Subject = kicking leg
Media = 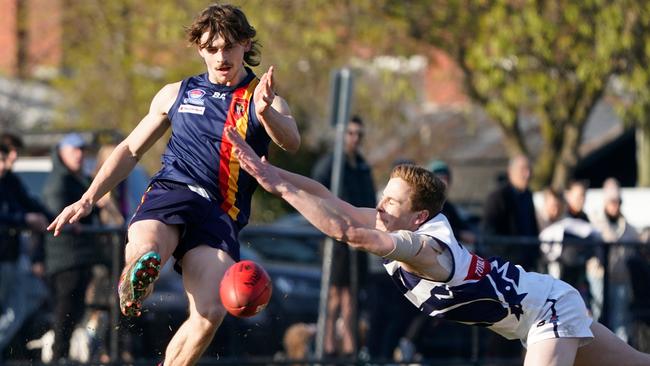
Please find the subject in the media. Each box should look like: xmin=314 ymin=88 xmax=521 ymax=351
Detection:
xmin=163 ymin=246 xmax=234 ymax=366
xmin=575 ymin=322 xmax=650 ymax=366
xmin=119 ymin=219 xmax=179 ymax=317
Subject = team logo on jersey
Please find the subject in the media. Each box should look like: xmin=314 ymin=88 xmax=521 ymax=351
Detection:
xmin=464 ymin=254 xmax=491 ymax=281
xmin=184 ymin=89 xmax=206 ymax=106
xmin=233 ymin=97 xmax=248 ymax=118
xmin=212 ymin=91 xmax=227 ymax=101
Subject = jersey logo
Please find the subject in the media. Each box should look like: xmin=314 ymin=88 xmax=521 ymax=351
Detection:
xmin=178 ymin=104 xmax=205 ymax=115
xmin=212 ymin=91 xmax=227 ymax=101
xmin=233 ymin=97 xmax=248 ymax=118
xmin=464 ymin=254 xmax=490 ymax=281
xmin=184 ymin=88 xmax=206 ymax=105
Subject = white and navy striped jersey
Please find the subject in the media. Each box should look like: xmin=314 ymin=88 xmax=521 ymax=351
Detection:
xmin=384 ymin=214 xmax=555 ymax=340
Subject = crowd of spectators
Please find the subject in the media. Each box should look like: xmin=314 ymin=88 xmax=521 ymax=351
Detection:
xmin=2 ymin=130 xmax=649 ymax=364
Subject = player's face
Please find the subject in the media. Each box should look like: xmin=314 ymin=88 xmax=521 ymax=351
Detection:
xmin=376 ymin=177 xmax=422 ymax=232
xmin=198 ymin=32 xmax=250 ymax=86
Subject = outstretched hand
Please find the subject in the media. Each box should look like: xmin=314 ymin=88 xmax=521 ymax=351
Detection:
xmin=253 ymin=66 xmax=275 ymax=117
xmin=225 ymin=126 xmax=285 ymax=196
xmin=47 ymin=199 xmax=93 ymax=237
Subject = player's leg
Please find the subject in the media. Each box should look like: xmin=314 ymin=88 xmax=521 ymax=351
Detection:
xmin=118 ymin=219 xmax=179 ymax=316
xmin=574 ymin=322 xmax=650 ymax=366
xmin=524 ymin=337 xmax=579 ymax=366
xmin=325 ymin=285 xmax=342 ymax=355
xmin=163 ymin=245 xmax=234 ymax=365
xmin=339 ymin=287 xmax=355 ymax=355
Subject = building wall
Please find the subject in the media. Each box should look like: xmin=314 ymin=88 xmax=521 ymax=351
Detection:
xmin=0 ymin=0 xmax=61 ymax=77
xmin=0 ymin=0 xmax=18 ymax=75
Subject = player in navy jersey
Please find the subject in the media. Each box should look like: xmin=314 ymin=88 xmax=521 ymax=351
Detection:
xmin=225 ymin=127 xmax=649 ymax=366
xmin=47 ymin=4 xmax=299 ymax=365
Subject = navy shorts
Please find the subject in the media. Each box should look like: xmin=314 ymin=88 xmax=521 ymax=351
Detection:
xmin=129 ymin=180 xmax=240 ymax=272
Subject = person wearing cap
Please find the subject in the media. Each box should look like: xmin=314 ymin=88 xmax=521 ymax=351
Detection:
xmin=427 ymin=160 xmax=476 ymax=246
xmin=41 ymin=133 xmax=104 ymax=362
xmin=591 ymin=177 xmax=640 ymax=343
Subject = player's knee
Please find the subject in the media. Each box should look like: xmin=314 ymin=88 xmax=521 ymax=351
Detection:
xmin=192 ymin=302 xmax=227 ymax=328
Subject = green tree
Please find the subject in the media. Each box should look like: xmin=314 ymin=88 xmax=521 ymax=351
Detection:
xmin=615 ymin=3 xmax=650 ymax=187
xmin=383 ymin=0 xmax=640 ymax=189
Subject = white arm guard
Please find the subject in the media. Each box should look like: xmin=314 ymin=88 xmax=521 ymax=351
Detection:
xmin=384 ymin=230 xmax=453 ymax=273
xmin=384 ymin=230 xmax=429 ymax=261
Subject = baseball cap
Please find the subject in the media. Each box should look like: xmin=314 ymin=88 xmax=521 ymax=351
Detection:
xmin=427 ymin=160 xmax=450 ymax=176
xmin=58 ymin=133 xmax=87 ymax=149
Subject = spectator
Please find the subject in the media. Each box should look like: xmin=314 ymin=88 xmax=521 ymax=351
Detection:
xmin=565 ymin=180 xmax=590 ymax=222
xmin=312 ymin=115 xmax=376 ymax=358
xmin=427 ymin=160 xmax=476 ymax=246
xmin=482 ymin=155 xmax=539 ymax=270
xmin=537 ymin=188 xmax=565 ymax=231
xmin=591 ymin=177 xmax=640 ymax=342
xmin=0 ymin=143 xmax=50 ymax=362
xmin=41 ymin=133 xmax=105 ymax=363
xmin=538 ymin=187 xmax=600 ymax=311
xmin=482 ymin=155 xmax=539 ymax=359
xmin=0 ymin=132 xmax=51 ymax=274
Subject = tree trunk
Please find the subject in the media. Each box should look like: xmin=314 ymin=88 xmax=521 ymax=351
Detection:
xmin=637 ymin=124 xmax=650 ymax=187
xmin=552 ymin=122 xmax=582 ymax=190
xmin=16 ymin=0 xmax=28 ymax=78
xmin=497 ymin=120 xmax=528 ymax=158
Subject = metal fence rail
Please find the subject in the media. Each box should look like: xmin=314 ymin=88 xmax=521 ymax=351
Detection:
xmin=2 ymin=225 xmax=649 ymax=365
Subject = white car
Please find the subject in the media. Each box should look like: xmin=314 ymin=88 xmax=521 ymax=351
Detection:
xmin=13 ymin=155 xmax=150 ymax=219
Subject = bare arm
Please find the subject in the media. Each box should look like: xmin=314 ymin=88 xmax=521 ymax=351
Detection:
xmin=225 ymin=126 xmax=374 ymax=227
xmin=226 ymin=126 xmax=452 ymax=280
xmin=47 ymin=82 xmax=179 ymax=236
xmin=254 ymin=66 xmax=300 ymax=152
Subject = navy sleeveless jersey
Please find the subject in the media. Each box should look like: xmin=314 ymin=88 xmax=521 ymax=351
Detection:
xmin=151 ymin=67 xmax=270 ymax=228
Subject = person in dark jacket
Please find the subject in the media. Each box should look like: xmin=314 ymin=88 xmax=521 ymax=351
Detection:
xmin=482 ymin=155 xmax=539 ymax=270
xmin=312 ymin=115 xmax=376 ymax=358
xmin=481 ymin=155 xmax=540 ymax=359
xmin=41 ymin=133 xmax=103 ymax=362
xmin=0 ymin=143 xmax=50 ymax=361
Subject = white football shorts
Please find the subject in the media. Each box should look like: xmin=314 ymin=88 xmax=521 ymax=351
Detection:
xmin=523 ymin=279 xmax=594 ymax=348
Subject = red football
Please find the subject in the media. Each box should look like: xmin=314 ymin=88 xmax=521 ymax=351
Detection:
xmin=219 ymin=260 xmax=272 ymax=317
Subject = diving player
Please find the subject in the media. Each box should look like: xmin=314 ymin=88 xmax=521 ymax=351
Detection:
xmin=225 ymin=126 xmax=649 ymax=366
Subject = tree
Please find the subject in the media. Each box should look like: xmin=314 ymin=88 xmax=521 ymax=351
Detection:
xmin=614 ymin=2 xmax=650 ymax=187
xmin=382 ymin=0 xmax=640 ymax=189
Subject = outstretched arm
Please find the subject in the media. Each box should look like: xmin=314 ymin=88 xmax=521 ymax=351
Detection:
xmin=225 ymin=127 xmax=389 ymax=255
xmin=227 ymin=126 xmax=455 ymax=281
xmin=47 ymin=82 xmax=179 ymax=236
xmin=254 ymin=66 xmax=300 ymax=153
